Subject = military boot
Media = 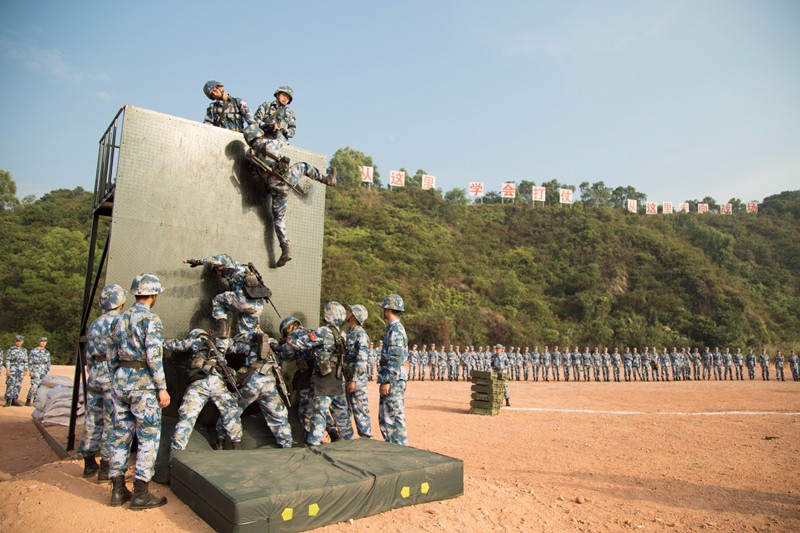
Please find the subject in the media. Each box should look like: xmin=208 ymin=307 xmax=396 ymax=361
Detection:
xmin=313 ymin=166 xmax=337 ymax=187
xmin=505 ymin=398 xmax=510 ymax=407
xmin=97 ymin=459 xmax=110 ymax=482
xmin=82 ymin=453 xmax=100 ymax=477
xmin=4 ymin=398 xmax=10 ymax=407
xmin=276 ymin=242 xmax=292 ymax=268
xmin=130 ymin=479 xmax=167 ymax=510
xmin=231 ymin=441 xmax=243 ymax=450
xmin=25 ymin=398 xmax=32 ymax=406
xmin=109 ymin=475 xmax=132 ymax=507
xmin=211 ymin=318 xmax=228 ymax=339
xmin=11 ymin=399 xmax=23 ymax=407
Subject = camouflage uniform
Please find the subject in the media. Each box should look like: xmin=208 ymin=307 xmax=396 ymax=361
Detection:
xmin=378 ymin=295 xmax=409 ymax=446
xmin=733 ymin=349 xmax=744 ymax=380
xmin=581 ymin=348 xmax=592 ymax=381
xmin=601 ymin=349 xmax=611 ymax=382
xmin=418 ymin=345 xmax=428 ymax=381
xmin=541 ymin=347 xmax=551 ymax=382
xmin=108 ymin=300 xmax=166 ymax=482
xmin=551 ymin=348 xmax=561 ymax=381
xmin=345 ymin=313 xmax=372 ymax=438
xmin=491 ymin=345 xmax=510 ymax=403
xmin=592 ymin=349 xmax=602 ymax=381
xmin=521 ymin=347 xmax=531 ymax=381
xmin=166 ymin=333 xmax=242 ymax=450
xmin=408 ymin=345 xmax=418 ymax=381
xmin=712 ymin=348 xmax=723 ymax=381
xmin=692 ymin=348 xmax=702 ymax=380
xmin=203 ymin=85 xmax=254 ymax=132
xmin=26 ymin=341 xmax=51 ymax=402
xmin=746 ymin=350 xmax=756 ymax=380
xmin=723 ymin=349 xmax=734 ymax=380
xmin=611 ymin=348 xmax=622 ymax=382
xmin=775 ymin=352 xmax=785 ymax=382
xmin=4 ymin=339 xmax=27 ymax=405
xmin=702 ymin=348 xmax=712 ymax=380
xmin=759 ymin=351 xmax=770 ymax=381
xmin=631 ymin=349 xmax=642 ymax=381
xmin=531 ymin=347 xmax=541 ymax=382
xmin=788 ymin=351 xmax=799 ymax=382
xmin=447 ymin=346 xmax=458 ymax=381
xmin=437 ymin=347 xmax=447 ymax=381
xmin=571 ymin=347 xmax=581 ymax=382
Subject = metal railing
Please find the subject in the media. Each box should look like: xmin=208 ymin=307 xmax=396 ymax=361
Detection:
xmin=93 ymin=106 xmax=125 ymax=211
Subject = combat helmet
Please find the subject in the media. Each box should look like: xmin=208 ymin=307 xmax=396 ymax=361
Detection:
xmin=348 ymin=304 xmax=368 ymax=325
xmin=380 ymin=294 xmax=404 ymax=312
xmin=206 ymin=254 xmax=234 ymax=269
xmin=203 ymin=80 xmax=222 ymax=99
xmin=323 ymin=301 xmax=347 ymax=328
xmin=99 ymin=283 xmax=127 ymax=310
xmin=274 ymin=86 xmax=293 ymax=104
xmin=130 ymin=274 xmax=164 ymax=296
xmin=188 ymin=329 xmax=208 ymax=340
xmin=280 ymin=316 xmax=301 ymax=338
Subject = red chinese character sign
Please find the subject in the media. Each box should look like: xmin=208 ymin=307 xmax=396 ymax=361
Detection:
xmin=532 ymin=186 xmax=546 ymax=202
xmin=389 ymin=170 xmax=405 ymax=188
xmin=500 ymin=182 xmax=516 ymax=199
xmin=559 ymin=188 xmax=573 ymax=205
xmin=680 ymin=202 xmax=690 ymax=213
xmin=646 ymin=202 xmax=658 ymax=214
xmin=421 ymin=174 xmax=436 ymax=190
xmin=627 ymin=199 xmax=637 ymax=213
xmin=469 ymin=182 xmax=484 ymax=197
xmin=746 ymin=202 xmax=758 ymax=214
xmin=360 ymin=166 xmax=374 ymax=183
xmin=720 ymin=203 xmax=732 ymax=215
xmin=663 ymin=202 xmax=673 ymax=214
xmin=698 ymin=203 xmax=709 ymax=214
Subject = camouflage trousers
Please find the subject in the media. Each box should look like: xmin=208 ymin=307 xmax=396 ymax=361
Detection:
xmin=379 ymin=380 xmax=408 ymax=446
xmin=563 ymin=364 xmax=570 ymax=381
xmin=408 ymin=363 xmax=416 ymax=380
xmin=438 ymin=363 xmax=446 ymax=380
xmin=108 ymin=389 xmax=161 ymax=481
xmin=775 ymin=365 xmax=784 ymax=381
xmin=522 ymin=364 xmax=530 ymax=381
xmin=308 ymin=394 xmax=353 ymax=446
xmin=761 ymin=365 xmax=770 ymax=380
xmin=623 ymin=364 xmax=632 ymax=381
xmin=346 ymin=379 xmax=372 ymax=438
xmin=77 ymin=384 xmax=113 ymax=459
xmin=723 ymin=365 xmax=733 ymax=381
xmin=572 ymin=363 xmax=581 ymax=381
xmin=223 ymin=370 xmax=292 ymax=448
xmin=461 ymin=365 xmax=470 ymax=381
xmin=429 ymin=364 xmax=437 ymax=380
xmin=175 ymin=374 xmax=241 ymax=451
xmin=583 ymin=364 xmax=591 ymax=381
xmin=297 ymin=388 xmax=314 ymax=432
xmin=4 ymin=369 xmax=24 ymax=399
xmin=447 ymin=362 xmax=458 ymax=381
xmin=27 ymin=372 xmax=46 ymax=400
xmin=747 ymin=364 xmax=756 ymax=380
xmin=532 ymin=362 xmax=540 ymax=381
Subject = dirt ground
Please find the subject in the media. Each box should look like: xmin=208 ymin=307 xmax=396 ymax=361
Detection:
xmin=1 ymin=366 xmax=798 ymax=532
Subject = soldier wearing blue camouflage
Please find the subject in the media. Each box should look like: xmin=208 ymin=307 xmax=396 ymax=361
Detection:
xmin=167 ymin=330 xmax=243 ymax=450
xmin=658 ymin=348 xmax=671 ymax=382
xmin=521 ymin=347 xmax=531 ymax=381
xmin=591 ymin=347 xmax=602 ymax=381
xmin=571 ymin=347 xmax=581 ymax=382
xmin=611 ymin=348 xmax=622 ymax=382
xmin=671 ymin=348 xmax=682 ymax=382
xmin=367 ymin=342 xmax=377 ymax=381
xmin=345 ymin=305 xmax=372 ymax=438
xmin=787 ymin=351 xmax=799 ymax=382
xmin=540 ymin=346 xmax=550 ymax=382
xmin=733 ymin=348 xmax=744 ymax=380
xmin=77 ymin=284 xmax=126 ymax=480
xmin=245 ymin=87 xmax=336 ymax=268
xmin=600 ymin=347 xmax=611 ymax=382
xmin=759 ymin=350 xmax=770 ymax=380
xmin=107 ymin=274 xmax=170 ymax=510
xmin=640 ymin=347 xmax=651 ymax=382
xmin=551 ymin=346 xmax=562 ymax=381
xmin=722 ymin=348 xmax=734 ymax=380
xmin=26 ymin=337 xmax=51 ymax=405
xmin=408 ymin=344 xmax=418 ymax=381
xmin=692 ymin=348 xmax=701 ymax=380
xmin=280 ymin=303 xmax=354 ymax=446
xmin=378 ymin=294 xmax=409 ymax=445
xmin=746 ymin=348 xmax=756 ymax=380
xmin=418 ymin=344 xmax=428 ymax=381
xmin=621 ymin=348 xmax=632 ymax=382
xmin=4 ymin=336 xmax=27 ymax=407
xmin=581 ymin=347 xmax=592 ymax=381
xmin=491 ymin=344 xmax=510 ymax=405
xmin=631 ymin=348 xmax=642 ymax=381
xmin=774 ymin=351 xmax=785 ymax=381
xmin=428 ymin=344 xmax=438 ymax=381
xmin=437 ymin=345 xmax=447 ymax=381
xmin=701 ymin=347 xmax=712 ymax=380
xmin=203 ymin=80 xmax=254 ymax=132
xmin=531 ymin=346 xmax=541 ymax=382
xmin=446 ymin=345 xmax=458 ymax=381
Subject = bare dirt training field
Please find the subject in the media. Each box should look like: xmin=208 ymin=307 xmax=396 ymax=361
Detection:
xmin=1 ymin=366 xmax=799 ymax=532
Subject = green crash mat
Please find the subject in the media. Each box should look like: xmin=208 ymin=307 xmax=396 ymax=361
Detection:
xmin=171 ymin=438 xmax=464 ymax=532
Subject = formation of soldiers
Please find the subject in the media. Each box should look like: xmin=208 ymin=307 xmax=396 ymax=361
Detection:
xmin=403 ymin=345 xmax=800 ymax=383
xmin=2 ymin=335 xmax=52 ymax=407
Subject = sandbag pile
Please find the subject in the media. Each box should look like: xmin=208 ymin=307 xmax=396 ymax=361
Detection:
xmin=31 ymin=375 xmax=83 ymax=426
xmin=469 ymin=370 xmax=507 ymax=416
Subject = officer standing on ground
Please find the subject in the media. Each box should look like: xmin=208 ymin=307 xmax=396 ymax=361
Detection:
xmin=378 ymin=294 xmax=409 ymax=446
xmin=4 ymin=336 xmax=27 ymax=407
xmin=107 ymin=274 xmax=170 ymax=510
xmin=26 ymin=337 xmax=51 ymax=406
xmin=345 ymin=304 xmax=372 ymax=439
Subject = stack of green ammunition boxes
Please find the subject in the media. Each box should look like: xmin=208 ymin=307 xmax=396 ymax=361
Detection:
xmin=469 ymin=370 xmax=507 ymax=415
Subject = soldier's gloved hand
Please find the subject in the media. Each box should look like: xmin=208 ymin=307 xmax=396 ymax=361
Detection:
xmin=184 ymin=259 xmax=203 ymax=268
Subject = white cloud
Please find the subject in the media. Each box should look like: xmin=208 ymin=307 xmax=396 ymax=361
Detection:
xmin=96 ymin=91 xmax=112 ymax=100
xmin=0 ymin=34 xmax=111 ymax=84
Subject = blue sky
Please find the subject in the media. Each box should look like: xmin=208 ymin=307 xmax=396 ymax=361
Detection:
xmin=1 ymin=0 xmax=798 ymax=204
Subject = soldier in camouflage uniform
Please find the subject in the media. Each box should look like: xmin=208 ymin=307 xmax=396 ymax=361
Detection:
xmin=541 ymin=346 xmax=551 ymax=382
xmin=701 ymin=347 xmax=712 ymax=380
xmin=631 ymin=348 xmax=642 ymax=381
xmin=491 ymin=344 xmax=510 ymax=406
xmin=723 ymin=348 xmax=734 ymax=380
xmin=367 ymin=342 xmax=377 ymax=381
xmin=167 ymin=329 xmax=243 ymax=450
xmin=203 ymin=80 xmax=254 ymax=132
xmin=746 ymin=348 xmax=756 ymax=380
xmin=582 ymin=346 xmax=592 ymax=381
xmin=345 ymin=305 xmax=372 ymax=438
xmin=571 ymin=346 xmax=581 ymax=382
xmin=447 ymin=345 xmax=458 ymax=381
xmin=77 ymin=285 xmax=126 ymax=480
xmin=531 ymin=346 xmax=541 ymax=382
xmin=378 ymin=294 xmax=409 ymax=445
xmin=279 ymin=303 xmax=353 ymax=446
xmin=692 ymin=347 xmax=701 ymax=380
xmin=622 ymin=348 xmax=633 ymax=382
xmin=787 ymin=350 xmax=799 ymax=382
xmin=418 ymin=344 xmax=428 ymax=381
xmin=641 ymin=347 xmax=651 ymax=382
xmin=759 ymin=350 xmax=770 ymax=381
xmin=600 ymin=347 xmax=611 ymax=382
xmin=408 ymin=344 xmax=418 ymax=381
xmin=460 ymin=346 xmax=471 ymax=381
xmin=591 ymin=347 xmax=602 ymax=382
xmin=428 ymin=343 xmax=438 ymax=381
xmin=26 ymin=337 xmax=52 ymax=405
xmin=551 ymin=346 xmax=561 ymax=381
xmin=733 ymin=348 xmax=744 ymax=380
xmin=611 ymin=348 xmax=622 ymax=382
xmin=659 ymin=348 xmax=671 ymax=382
xmin=712 ymin=347 xmax=723 ymax=380
xmin=107 ymin=274 xmax=170 ymax=510
xmin=671 ymin=348 xmax=683 ymax=382
xmin=244 ymin=87 xmax=337 ymax=267
xmin=775 ymin=351 xmax=785 ymax=382
xmin=437 ymin=344 xmax=447 ymax=381
xmin=4 ymin=336 xmax=27 ymax=407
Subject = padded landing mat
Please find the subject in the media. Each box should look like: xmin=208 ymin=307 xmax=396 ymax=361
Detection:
xmin=171 ymin=439 xmax=463 ymax=532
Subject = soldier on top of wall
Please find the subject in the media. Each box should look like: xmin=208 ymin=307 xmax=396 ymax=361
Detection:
xmin=203 ymin=80 xmax=254 ymax=132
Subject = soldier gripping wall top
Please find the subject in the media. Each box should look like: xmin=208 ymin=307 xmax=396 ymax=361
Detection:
xmin=203 ymin=80 xmax=254 ymax=132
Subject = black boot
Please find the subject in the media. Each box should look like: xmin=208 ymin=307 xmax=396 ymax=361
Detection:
xmin=276 ymin=242 xmax=292 ymax=268
xmin=110 ymin=475 xmax=132 ymax=507
xmin=82 ymin=453 xmax=99 ymax=477
xmin=327 ymin=427 xmax=340 ymax=442
xmin=11 ymin=398 xmax=23 ymax=407
xmin=505 ymin=398 xmax=510 ymax=407
xmin=25 ymin=398 xmax=32 ymax=406
xmin=231 ymin=441 xmax=243 ymax=450
xmin=4 ymin=398 xmax=10 ymax=407
xmin=315 ymin=166 xmax=337 ymax=187
xmin=212 ymin=318 xmax=228 ymax=339
xmin=130 ymin=479 xmax=167 ymax=510
xmin=97 ymin=459 xmax=110 ymax=482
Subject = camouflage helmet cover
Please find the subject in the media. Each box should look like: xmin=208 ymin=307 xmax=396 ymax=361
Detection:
xmin=323 ymin=301 xmax=347 ymax=328
xmin=280 ymin=316 xmax=301 ymax=337
xmin=130 ymin=274 xmax=164 ymax=296
xmin=15 ymin=335 xmax=24 ymax=342
xmin=203 ymin=80 xmax=222 ymax=99
xmin=206 ymin=254 xmax=234 ymax=269
xmin=274 ymin=86 xmax=293 ymax=104
xmin=188 ymin=329 xmax=208 ymax=340
xmin=348 ymin=304 xmax=368 ymax=325
xmin=99 ymin=283 xmax=127 ymax=310
xmin=380 ymin=293 xmax=404 ymax=312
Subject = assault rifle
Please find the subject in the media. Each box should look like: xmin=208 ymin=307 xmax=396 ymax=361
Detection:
xmin=246 ymin=263 xmax=281 ymax=318
xmin=203 ymin=337 xmax=242 ymax=399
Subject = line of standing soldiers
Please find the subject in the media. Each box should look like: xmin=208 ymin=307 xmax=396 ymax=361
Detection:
xmin=2 ymin=335 xmax=51 ymax=407
xmin=406 ymin=345 xmax=800 ymax=383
